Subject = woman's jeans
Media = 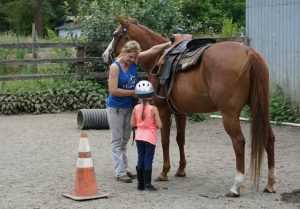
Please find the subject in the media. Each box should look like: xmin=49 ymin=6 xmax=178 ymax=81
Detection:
xmin=107 ymin=107 xmax=133 ymax=177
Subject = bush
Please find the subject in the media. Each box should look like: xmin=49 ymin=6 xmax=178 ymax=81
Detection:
xmin=240 ymin=85 xmax=300 ymax=123
xmin=221 ymin=17 xmax=238 ymax=37
xmin=188 ymin=113 xmax=209 ymax=122
xmin=0 ymin=78 xmax=108 ymax=115
xmin=269 ymin=86 xmax=300 ymax=123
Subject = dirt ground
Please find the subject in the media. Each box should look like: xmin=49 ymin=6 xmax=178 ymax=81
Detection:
xmin=0 ymin=112 xmax=299 ymax=209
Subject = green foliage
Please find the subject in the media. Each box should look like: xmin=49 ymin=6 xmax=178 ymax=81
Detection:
xmin=1 ymin=79 xmax=67 ymax=93
xmin=240 ymin=105 xmax=251 ymax=118
xmin=240 ymin=86 xmax=300 ymax=123
xmin=78 ymin=0 xmax=184 ymax=41
xmin=77 ymin=0 xmax=185 ymax=72
xmin=187 ymin=113 xmax=209 ymax=122
xmin=0 ymin=32 xmax=75 ymax=76
xmin=0 ymin=78 xmax=108 ymax=115
xmin=221 ymin=18 xmax=238 ymax=37
xmin=269 ymin=86 xmax=300 ymax=123
xmin=0 ymin=0 xmax=79 ymax=36
xmin=178 ymin=0 xmax=245 ymax=34
xmin=0 ymin=0 xmax=245 ymax=37
xmin=0 ymin=32 xmax=32 ymax=43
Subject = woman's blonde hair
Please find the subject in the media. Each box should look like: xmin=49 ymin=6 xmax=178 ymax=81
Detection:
xmin=121 ymin=40 xmax=141 ymax=54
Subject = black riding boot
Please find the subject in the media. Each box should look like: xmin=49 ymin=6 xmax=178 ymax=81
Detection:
xmin=136 ymin=167 xmax=144 ymax=191
xmin=144 ymin=169 xmax=157 ymax=191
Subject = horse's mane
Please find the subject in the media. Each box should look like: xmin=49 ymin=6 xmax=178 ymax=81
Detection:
xmin=127 ymin=17 xmax=167 ymax=41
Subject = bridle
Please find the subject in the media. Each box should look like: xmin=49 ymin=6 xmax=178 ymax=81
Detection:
xmin=109 ymin=21 xmax=133 ymax=62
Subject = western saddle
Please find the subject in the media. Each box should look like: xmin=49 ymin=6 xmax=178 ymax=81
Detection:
xmin=151 ymin=34 xmax=216 ymax=103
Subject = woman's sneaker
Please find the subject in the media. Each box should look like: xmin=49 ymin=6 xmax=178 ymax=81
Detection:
xmin=116 ymin=175 xmax=132 ymax=183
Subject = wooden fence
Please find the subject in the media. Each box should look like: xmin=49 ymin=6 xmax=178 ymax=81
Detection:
xmin=0 ymin=41 xmax=108 ymax=81
xmin=0 ymin=36 xmax=249 ymax=82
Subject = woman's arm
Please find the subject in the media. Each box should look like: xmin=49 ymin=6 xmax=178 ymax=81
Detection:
xmin=138 ymin=41 xmax=171 ymax=63
xmin=108 ymin=63 xmax=135 ymax=97
xmin=152 ymin=106 xmax=163 ymax=129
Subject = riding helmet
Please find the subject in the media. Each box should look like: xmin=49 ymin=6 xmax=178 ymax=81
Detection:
xmin=135 ymin=80 xmax=154 ymax=99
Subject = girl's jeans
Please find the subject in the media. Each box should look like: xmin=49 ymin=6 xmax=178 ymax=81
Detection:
xmin=136 ymin=140 xmax=155 ymax=171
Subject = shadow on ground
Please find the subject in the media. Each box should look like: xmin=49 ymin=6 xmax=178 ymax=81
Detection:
xmin=281 ymin=189 xmax=300 ymax=204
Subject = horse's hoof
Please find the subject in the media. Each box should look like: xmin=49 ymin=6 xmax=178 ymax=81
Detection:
xmin=175 ymin=172 xmax=186 ymax=177
xmin=155 ymin=176 xmax=168 ymax=182
xmin=263 ymin=188 xmax=276 ymax=193
xmin=225 ymin=191 xmax=240 ymax=198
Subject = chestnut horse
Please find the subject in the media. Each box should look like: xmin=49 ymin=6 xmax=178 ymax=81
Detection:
xmin=102 ymin=16 xmax=276 ymax=197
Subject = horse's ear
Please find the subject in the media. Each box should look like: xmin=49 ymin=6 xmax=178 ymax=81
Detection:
xmin=117 ymin=16 xmax=125 ymax=25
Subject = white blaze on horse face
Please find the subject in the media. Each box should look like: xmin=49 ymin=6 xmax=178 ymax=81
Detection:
xmin=102 ymin=38 xmax=114 ymax=63
xmin=230 ymin=171 xmax=244 ymax=195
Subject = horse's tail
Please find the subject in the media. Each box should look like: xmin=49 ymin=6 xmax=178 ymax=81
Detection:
xmin=247 ymin=50 xmax=271 ymax=189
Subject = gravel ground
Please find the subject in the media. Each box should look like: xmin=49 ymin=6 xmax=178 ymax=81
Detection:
xmin=0 ymin=112 xmax=299 ymax=209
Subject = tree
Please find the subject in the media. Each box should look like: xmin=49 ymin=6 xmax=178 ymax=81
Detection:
xmin=33 ymin=0 xmax=44 ymax=37
xmin=0 ymin=0 xmax=35 ymax=34
xmin=0 ymin=0 xmax=79 ymax=37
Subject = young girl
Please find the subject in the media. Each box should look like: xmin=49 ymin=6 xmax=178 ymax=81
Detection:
xmin=130 ymin=80 xmax=163 ymax=191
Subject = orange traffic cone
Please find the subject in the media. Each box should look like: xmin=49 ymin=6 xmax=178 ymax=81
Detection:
xmin=63 ymin=131 xmax=108 ymax=200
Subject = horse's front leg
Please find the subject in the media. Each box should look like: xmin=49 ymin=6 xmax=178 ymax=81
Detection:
xmin=264 ymin=127 xmax=276 ymax=193
xmin=174 ymin=114 xmax=187 ymax=177
xmin=156 ymin=108 xmax=172 ymax=181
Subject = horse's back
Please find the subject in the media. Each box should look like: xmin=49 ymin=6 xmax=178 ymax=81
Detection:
xmin=171 ymin=41 xmax=252 ymax=113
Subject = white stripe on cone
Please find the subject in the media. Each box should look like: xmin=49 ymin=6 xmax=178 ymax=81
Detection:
xmin=77 ymin=158 xmax=94 ymax=168
xmin=78 ymin=138 xmax=91 ymax=152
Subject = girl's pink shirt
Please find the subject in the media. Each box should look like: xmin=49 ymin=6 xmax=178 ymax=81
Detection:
xmin=134 ymin=103 xmax=158 ymax=145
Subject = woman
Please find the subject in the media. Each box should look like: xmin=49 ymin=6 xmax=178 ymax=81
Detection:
xmin=107 ymin=40 xmax=170 ymax=183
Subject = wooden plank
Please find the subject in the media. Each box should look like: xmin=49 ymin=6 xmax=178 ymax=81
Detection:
xmin=0 ymin=72 xmax=110 ymax=81
xmin=0 ymin=73 xmax=76 ymax=81
xmin=0 ymin=57 xmax=103 ymax=65
xmin=0 ymin=72 xmax=148 ymax=82
xmin=0 ymin=41 xmax=108 ymax=49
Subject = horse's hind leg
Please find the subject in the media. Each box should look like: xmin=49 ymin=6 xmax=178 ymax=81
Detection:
xmin=174 ymin=114 xmax=187 ymax=177
xmin=221 ymin=113 xmax=246 ymax=197
xmin=264 ymin=127 xmax=276 ymax=193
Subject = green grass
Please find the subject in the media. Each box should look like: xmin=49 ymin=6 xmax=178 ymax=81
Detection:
xmin=0 ymin=79 xmax=64 ymax=93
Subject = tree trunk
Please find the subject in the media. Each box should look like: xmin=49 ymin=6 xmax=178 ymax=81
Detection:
xmin=33 ymin=0 xmax=44 ymax=37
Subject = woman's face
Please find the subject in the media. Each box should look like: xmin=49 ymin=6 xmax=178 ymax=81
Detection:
xmin=123 ymin=51 xmax=138 ymax=64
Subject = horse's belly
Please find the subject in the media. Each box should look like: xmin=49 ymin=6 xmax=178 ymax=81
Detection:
xmin=170 ymin=73 xmax=217 ymax=113
xmin=171 ymin=92 xmax=217 ymax=113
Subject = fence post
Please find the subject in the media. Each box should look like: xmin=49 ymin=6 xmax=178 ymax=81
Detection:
xmin=32 ymin=23 xmax=37 ymax=73
xmin=76 ymin=46 xmax=85 ymax=75
xmin=243 ymin=36 xmax=249 ymax=46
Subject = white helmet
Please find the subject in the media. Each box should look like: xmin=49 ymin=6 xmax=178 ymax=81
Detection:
xmin=135 ymin=80 xmax=154 ymax=99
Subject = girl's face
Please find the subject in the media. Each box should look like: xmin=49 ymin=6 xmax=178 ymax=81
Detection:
xmin=124 ymin=51 xmax=138 ymax=64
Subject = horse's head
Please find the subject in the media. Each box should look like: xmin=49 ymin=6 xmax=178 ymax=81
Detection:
xmin=102 ymin=16 xmax=166 ymax=63
xmin=102 ymin=16 xmax=138 ymax=63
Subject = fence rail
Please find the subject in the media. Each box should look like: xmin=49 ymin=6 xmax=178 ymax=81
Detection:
xmin=0 ymin=41 xmax=107 ymax=81
xmin=0 ymin=41 xmax=107 ymax=49
xmin=0 ymin=37 xmax=249 ymax=82
xmin=0 ymin=57 xmax=102 ymax=65
xmin=0 ymin=72 xmax=148 ymax=82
